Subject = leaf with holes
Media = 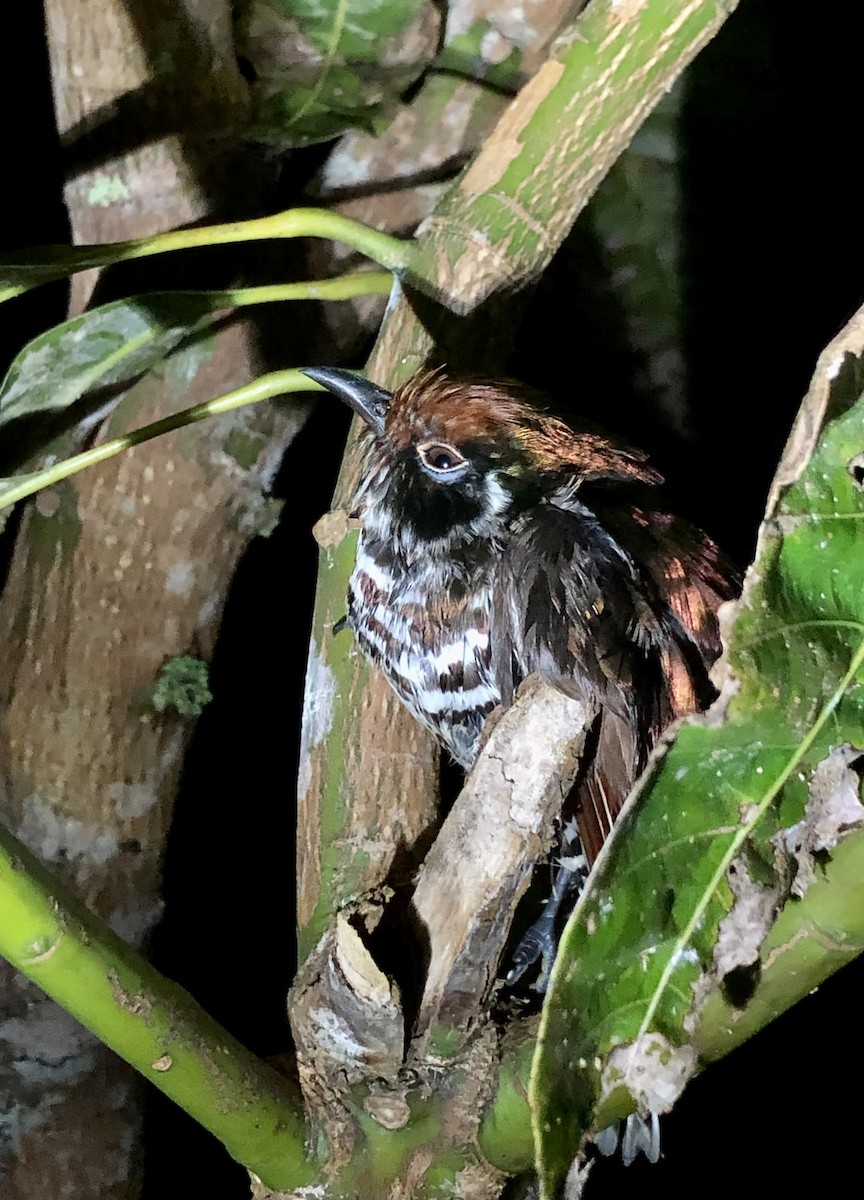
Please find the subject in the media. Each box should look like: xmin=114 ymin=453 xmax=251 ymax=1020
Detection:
xmin=531 ymin=309 xmax=864 ymax=1200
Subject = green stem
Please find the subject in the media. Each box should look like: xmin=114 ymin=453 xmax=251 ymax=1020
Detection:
xmin=0 ymin=818 xmax=317 ymax=1189
xmin=0 ymin=208 xmax=411 ymax=302
xmin=478 ymin=1027 xmax=536 ymax=1175
xmin=0 ymin=370 xmax=324 ymax=510
xmin=160 ymin=269 xmax=394 ymax=309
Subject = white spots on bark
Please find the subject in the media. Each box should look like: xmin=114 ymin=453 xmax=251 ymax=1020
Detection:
xmin=105 ymin=780 xmax=157 ymax=819
xmin=160 ymin=730 xmax=184 ymax=770
xmin=480 ymin=27 xmax=513 ymax=64
xmin=0 ymin=999 xmax=99 ymax=1085
xmin=307 ymin=1006 xmax=369 ymax=1061
xmin=170 ymin=508 xmax=190 ymax=537
xmin=17 ymin=796 xmax=119 ymax=875
xmin=164 ymin=561 xmax=195 ymax=596
xmin=297 ymin=639 xmax=337 ymax=802
xmin=86 ymin=174 xmax=130 ymax=208
xmin=197 ymin=592 xmax=220 ymax=627
xmin=108 ymin=901 xmax=165 ymax=946
xmin=826 ymin=353 xmax=846 ymax=380
xmin=319 ymin=148 xmax=376 ymax=190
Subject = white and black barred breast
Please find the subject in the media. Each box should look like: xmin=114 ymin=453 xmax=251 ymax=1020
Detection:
xmin=348 ymin=532 xmax=500 ymax=768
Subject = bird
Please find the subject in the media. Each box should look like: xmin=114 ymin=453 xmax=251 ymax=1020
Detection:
xmin=301 ymin=365 xmax=738 ymax=983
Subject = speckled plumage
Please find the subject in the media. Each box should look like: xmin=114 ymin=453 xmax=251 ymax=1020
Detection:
xmin=306 ymin=366 xmax=738 ymax=873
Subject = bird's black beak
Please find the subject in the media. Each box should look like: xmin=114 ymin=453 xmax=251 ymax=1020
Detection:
xmin=300 ymin=367 xmax=391 ymax=437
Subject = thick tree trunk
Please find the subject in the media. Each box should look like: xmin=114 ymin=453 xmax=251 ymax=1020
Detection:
xmin=48 ymin=0 xmax=248 ymax=313
xmin=0 ymin=4 xmax=304 ymax=1196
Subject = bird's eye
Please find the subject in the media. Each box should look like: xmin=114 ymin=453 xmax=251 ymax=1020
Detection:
xmin=418 ymin=442 xmax=466 ymax=473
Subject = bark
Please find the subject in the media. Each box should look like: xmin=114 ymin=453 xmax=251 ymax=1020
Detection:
xmin=289 ymin=681 xmax=587 ymax=1199
xmin=409 ymin=678 xmax=592 ymax=1057
xmin=49 ymin=0 xmax=248 ymax=314
xmin=0 ymin=4 xmax=301 ymax=1196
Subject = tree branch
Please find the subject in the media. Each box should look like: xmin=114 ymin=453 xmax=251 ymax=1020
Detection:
xmin=0 ymin=817 xmax=315 ymax=1191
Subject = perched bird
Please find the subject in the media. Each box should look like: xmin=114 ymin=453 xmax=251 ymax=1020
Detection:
xmin=302 ymin=366 xmax=737 ymax=972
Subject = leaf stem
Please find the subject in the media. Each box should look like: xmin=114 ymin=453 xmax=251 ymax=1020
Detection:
xmin=0 ymin=209 xmax=411 ymax=302
xmin=0 ymin=370 xmax=325 ymax=510
xmin=168 ymin=269 xmax=394 ymax=308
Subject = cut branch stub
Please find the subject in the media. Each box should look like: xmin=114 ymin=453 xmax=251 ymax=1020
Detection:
xmin=288 ymin=912 xmax=406 ymax=1166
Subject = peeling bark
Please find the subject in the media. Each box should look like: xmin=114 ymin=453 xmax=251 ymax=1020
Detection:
xmin=289 ymin=678 xmax=590 ymax=1198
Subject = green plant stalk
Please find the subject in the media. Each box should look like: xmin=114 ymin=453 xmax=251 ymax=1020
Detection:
xmin=296 ymin=526 xmax=369 ymax=966
xmin=478 ymin=1023 xmax=538 ymax=1174
xmin=407 ymin=0 xmax=741 ymax=312
xmin=0 ymin=818 xmax=316 ymax=1189
xmin=161 ymin=270 xmax=393 ymax=309
xmin=635 ymin=642 xmax=864 ymax=1044
xmin=0 ymin=208 xmax=409 ymax=302
xmin=0 ymin=370 xmax=325 ymax=510
xmin=696 ymin=820 xmax=864 ymax=1062
xmin=0 ymin=270 xmax=391 ymax=432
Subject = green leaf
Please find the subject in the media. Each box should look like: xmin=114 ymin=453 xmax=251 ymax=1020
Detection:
xmin=250 ymin=66 xmax=400 ymax=146
xmin=238 ymin=0 xmax=434 ymax=146
xmin=531 ymin=311 xmax=864 ymax=1199
xmin=0 ymin=294 xmax=213 ymax=430
xmin=287 ymin=0 xmax=425 ymax=54
xmin=0 ymin=272 xmax=393 ymax=439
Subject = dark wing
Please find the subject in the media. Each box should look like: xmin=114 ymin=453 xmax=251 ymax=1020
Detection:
xmin=491 ymin=490 xmax=738 ymax=863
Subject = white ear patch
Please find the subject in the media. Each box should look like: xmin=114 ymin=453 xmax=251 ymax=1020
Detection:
xmin=485 ymin=472 xmax=510 ymax=516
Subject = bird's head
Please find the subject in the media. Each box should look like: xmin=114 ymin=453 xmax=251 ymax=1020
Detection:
xmin=301 ymin=367 xmax=661 ymax=552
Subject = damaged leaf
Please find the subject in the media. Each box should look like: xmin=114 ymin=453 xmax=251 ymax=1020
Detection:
xmin=531 ymin=309 xmax=864 ymax=1200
